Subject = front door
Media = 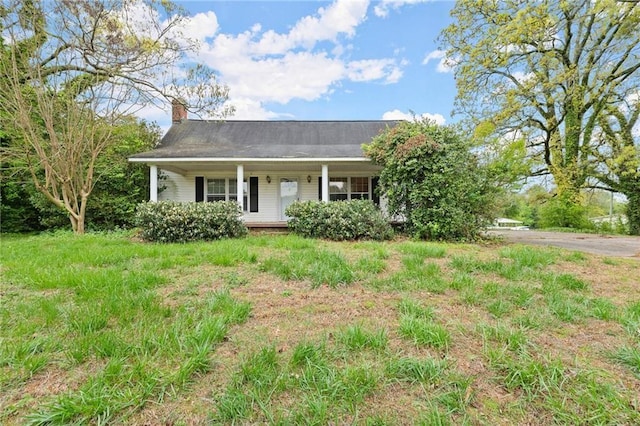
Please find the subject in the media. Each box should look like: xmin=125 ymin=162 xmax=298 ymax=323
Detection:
xmin=280 ymin=178 xmax=298 ymax=220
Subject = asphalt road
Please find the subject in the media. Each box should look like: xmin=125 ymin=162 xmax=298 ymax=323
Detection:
xmin=488 ymin=230 xmax=640 ymax=258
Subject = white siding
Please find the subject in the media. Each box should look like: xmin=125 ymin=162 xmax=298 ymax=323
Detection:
xmin=158 ymin=168 xmax=384 ymax=223
xmin=158 ymin=170 xmax=193 ymax=202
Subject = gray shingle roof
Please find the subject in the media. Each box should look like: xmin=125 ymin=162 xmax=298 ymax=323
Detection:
xmin=130 ymin=120 xmax=398 ymax=159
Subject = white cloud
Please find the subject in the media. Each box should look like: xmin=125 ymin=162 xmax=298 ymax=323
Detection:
xmin=382 ymin=109 xmax=446 ymax=125
xmin=346 ymin=59 xmax=403 ymax=84
xmin=182 ymin=0 xmax=407 ymax=119
xmin=225 ymin=98 xmax=289 ymax=120
xmin=422 ymin=49 xmax=456 ymax=73
xmin=181 ymin=11 xmax=219 ymax=41
xmin=374 ymin=0 xmax=431 ymax=18
xmin=221 ymin=52 xmax=345 ymax=103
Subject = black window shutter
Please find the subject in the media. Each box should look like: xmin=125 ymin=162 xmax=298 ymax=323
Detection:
xmin=318 ymin=177 xmax=322 ymax=200
xmin=250 ymin=177 xmax=259 ymax=212
xmin=195 ymin=176 xmax=204 ymax=202
xmin=372 ymin=177 xmax=380 ymax=206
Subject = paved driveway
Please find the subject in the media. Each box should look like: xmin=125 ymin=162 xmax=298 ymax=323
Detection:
xmin=488 ymin=230 xmax=640 ymax=258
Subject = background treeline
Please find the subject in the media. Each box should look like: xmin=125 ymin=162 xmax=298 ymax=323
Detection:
xmin=495 ymin=186 xmax=628 ymax=234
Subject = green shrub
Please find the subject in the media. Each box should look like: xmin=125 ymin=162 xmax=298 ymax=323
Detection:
xmin=285 ymin=199 xmax=393 ymax=241
xmin=135 ymin=201 xmax=247 ymax=243
xmin=363 ymin=119 xmax=496 ymax=241
xmin=538 ymin=194 xmax=591 ymax=230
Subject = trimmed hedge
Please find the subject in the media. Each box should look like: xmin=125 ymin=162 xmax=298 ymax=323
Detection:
xmin=286 ymin=199 xmax=393 ymax=241
xmin=135 ymin=201 xmax=248 ymax=243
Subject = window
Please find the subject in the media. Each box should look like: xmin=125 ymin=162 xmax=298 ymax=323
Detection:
xmin=350 ymin=177 xmax=369 ymax=200
xmin=207 ymin=178 xmax=248 ymax=211
xmin=329 ymin=177 xmax=369 ymax=201
xmin=329 ymin=177 xmax=348 ymax=201
xmin=207 ymin=179 xmax=226 ymax=202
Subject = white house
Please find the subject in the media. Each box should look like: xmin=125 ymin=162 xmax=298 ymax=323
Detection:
xmin=129 ymin=102 xmax=398 ymax=226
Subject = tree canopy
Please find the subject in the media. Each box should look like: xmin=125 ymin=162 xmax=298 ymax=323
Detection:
xmin=0 ymin=0 xmax=232 ymax=233
xmin=440 ymin=0 xmax=640 ymax=229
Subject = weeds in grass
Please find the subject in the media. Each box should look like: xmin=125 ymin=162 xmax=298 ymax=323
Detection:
xmin=212 ymin=388 xmax=251 ymax=422
xmin=499 ymin=245 xmax=557 ymax=268
xmin=620 ymin=301 xmax=640 ymax=337
xmin=398 ymin=241 xmax=447 ymax=258
xmin=477 ymin=324 xmax=529 ymax=353
xmin=563 ymin=251 xmax=588 ymax=263
xmin=487 ymin=350 xmax=565 ymax=397
xmin=399 ymin=317 xmax=451 ymax=350
xmin=398 ymin=298 xmax=434 ymax=320
xmin=449 ymin=272 xmax=477 ymax=291
xmin=587 ymin=298 xmax=618 ymax=321
xmin=223 ymin=272 xmax=249 ymax=288
xmin=542 ymin=370 xmax=640 ymax=424
xmin=436 ymin=374 xmax=473 ymax=414
xmin=542 ymin=273 xmax=588 ymax=292
xmin=368 ymin=258 xmax=446 ymax=292
xmin=417 ymin=407 xmax=454 ymax=426
xmin=545 ymin=292 xmax=587 ymax=323
xmin=259 ymin=248 xmax=355 ymax=287
xmin=611 ymin=345 xmax=640 ymax=378
xmin=385 ymin=356 xmax=448 ymax=384
xmin=355 ymin=256 xmax=387 ymax=275
xmin=291 ymin=341 xmax=327 ymax=368
xmin=239 ymin=346 xmax=282 ymax=391
xmin=396 ymin=299 xmax=450 ymax=350
xmin=336 ymin=324 xmax=388 ymax=352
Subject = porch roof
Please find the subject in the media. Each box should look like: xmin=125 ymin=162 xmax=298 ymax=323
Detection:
xmin=130 ymin=120 xmax=398 ymax=161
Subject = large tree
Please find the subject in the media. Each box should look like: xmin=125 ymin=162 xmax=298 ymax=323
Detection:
xmin=591 ymin=96 xmax=640 ymax=234
xmin=440 ymin=0 xmax=640 ymax=223
xmin=0 ymin=0 xmax=231 ymax=233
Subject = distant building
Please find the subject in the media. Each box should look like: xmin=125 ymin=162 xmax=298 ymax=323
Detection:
xmin=589 ymin=214 xmax=628 ymax=225
xmin=489 ymin=218 xmax=525 ymax=230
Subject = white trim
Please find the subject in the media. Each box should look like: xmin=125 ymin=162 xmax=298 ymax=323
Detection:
xmin=321 ymin=164 xmax=329 ymax=202
xmin=149 ymin=165 xmax=158 ymax=202
xmin=236 ymin=165 xmax=244 ymax=211
xmin=130 ymin=157 xmax=371 ymax=163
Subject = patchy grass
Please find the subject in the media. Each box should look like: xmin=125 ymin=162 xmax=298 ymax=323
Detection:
xmin=1 ymin=233 xmax=639 ymax=424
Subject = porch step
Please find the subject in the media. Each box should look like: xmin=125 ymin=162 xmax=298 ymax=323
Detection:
xmin=245 ymin=222 xmax=289 ymax=229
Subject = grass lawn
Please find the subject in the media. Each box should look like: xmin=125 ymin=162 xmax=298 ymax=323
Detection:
xmin=1 ymin=231 xmax=639 ymax=425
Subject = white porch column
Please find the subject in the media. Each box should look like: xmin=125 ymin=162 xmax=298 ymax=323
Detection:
xmin=149 ymin=165 xmax=158 ymax=202
xmin=236 ymin=164 xmax=244 ymax=210
xmin=321 ymin=164 xmax=329 ymax=202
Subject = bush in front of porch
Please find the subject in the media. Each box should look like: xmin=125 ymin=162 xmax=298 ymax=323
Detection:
xmin=286 ymin=199 xmax=393 ymax=241
xmin=135 ymin=201 xmax=248 ymax=243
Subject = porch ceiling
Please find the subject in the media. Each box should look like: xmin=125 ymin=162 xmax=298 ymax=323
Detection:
xmin=148 ymin=160 xmax=382 ymax=175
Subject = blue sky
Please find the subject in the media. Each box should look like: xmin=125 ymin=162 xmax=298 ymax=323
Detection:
xmin=143 ymin=0 xmax=457 ymax=130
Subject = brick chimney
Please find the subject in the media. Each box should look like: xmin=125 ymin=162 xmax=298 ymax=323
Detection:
xmin=172 ymin=99 xmax=187 ymax=123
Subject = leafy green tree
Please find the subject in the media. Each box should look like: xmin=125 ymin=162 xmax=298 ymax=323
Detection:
xmin=591 ymin=99 xmax=640 ymax=234
xmin=363 ymin=119 xmax=496 ymax=240
xmin=1 ymin=117 xmax=160 ymax=232
xmin=440 ymin=0 xmax=640 ymax=227
xmin=0 ymin=0 xmax=232 ymax=233
xmin=0 ymin=129 xmax=42 ymax=232
xmin=88 ymin=118 xmax=161 ymax=230
xmin=538 ymin=193 xmax=591 ymax=230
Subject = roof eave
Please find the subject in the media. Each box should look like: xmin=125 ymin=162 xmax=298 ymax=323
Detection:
xmin=129 ymin=157 xmax=371 ymax=163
